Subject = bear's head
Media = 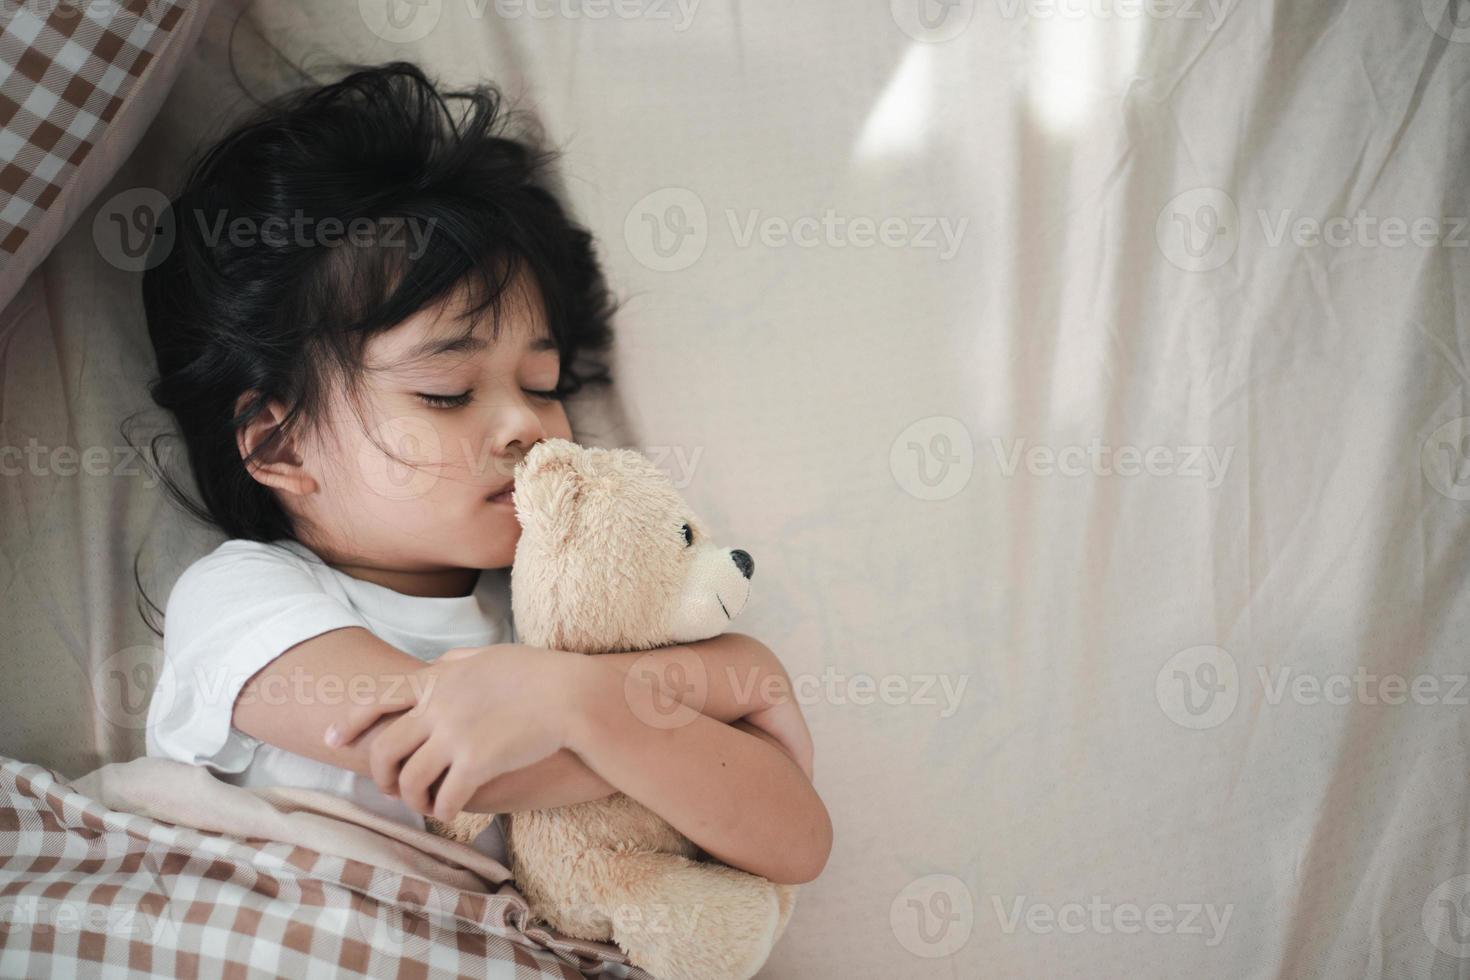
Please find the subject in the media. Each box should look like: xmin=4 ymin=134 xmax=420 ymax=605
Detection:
xmin=508 ymin=438 xmax=754 ymax=654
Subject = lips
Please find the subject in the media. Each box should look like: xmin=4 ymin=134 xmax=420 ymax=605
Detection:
xmin=486 ymin=482 xmax=514 ymax=504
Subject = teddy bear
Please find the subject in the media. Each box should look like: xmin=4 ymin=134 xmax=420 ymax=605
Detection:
xmin=431 ymin=438 xmax=797 ymax=980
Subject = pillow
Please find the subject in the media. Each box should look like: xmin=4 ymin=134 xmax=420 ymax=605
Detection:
xmin=0 ymin=0 xmax=213 ymax=315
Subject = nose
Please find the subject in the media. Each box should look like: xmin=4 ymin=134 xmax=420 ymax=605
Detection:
xmin=729 ymin=549 xmax=754 ymax=579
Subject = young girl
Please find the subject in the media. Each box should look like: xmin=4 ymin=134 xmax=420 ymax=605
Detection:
xmin=140 ymin=62 xmax=829 ymax=886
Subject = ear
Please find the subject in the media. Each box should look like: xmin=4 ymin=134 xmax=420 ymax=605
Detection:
xmin=235 ymin=391 xmax=316 ymax=497
xmin=512 ymin=438 xmax=584 ymax=533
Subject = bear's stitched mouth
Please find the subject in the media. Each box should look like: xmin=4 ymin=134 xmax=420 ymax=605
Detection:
xmin=716 ymin=594 xmax=730 ymax=620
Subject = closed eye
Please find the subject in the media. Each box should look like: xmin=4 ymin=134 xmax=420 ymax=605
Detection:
xmin=416 ymin=390 xmax=473 ymax=409
xmin=417 ymin=387 xmax=563 ymax=409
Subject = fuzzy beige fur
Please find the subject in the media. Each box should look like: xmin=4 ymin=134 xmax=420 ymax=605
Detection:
xmin=433 ymin=439 xmax=796 ymax=980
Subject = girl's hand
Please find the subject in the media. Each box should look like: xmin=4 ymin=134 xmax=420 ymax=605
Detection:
xmin=325 ymin=643 xmax=587 ymax=822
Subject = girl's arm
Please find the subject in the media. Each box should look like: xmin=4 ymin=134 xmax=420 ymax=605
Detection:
xmin=331 ymin=640 xmax=832 ymax=884
xmin=466 ymin=632 xmax=811 ymax=810
xmin=230 ymin=627 xmax=810 ymax=814
xmin=566 ymin=656 xmax=831 ymax=884
xmin=229 ymin=627 xmax=612 ymax=810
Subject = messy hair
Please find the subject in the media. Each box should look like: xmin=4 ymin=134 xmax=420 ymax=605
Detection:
xmin=137 ymin=61 xmax=616 ymax=546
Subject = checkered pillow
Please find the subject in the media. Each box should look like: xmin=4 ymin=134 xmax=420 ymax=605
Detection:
xmin=0 ymin=0 xmax=206 ymax=314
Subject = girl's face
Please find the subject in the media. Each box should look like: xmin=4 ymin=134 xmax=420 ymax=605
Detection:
xmin=292 ymin=268 xmax=572 ymax=590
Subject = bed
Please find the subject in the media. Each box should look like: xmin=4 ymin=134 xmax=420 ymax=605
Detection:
xmin=3 ymin=0 xmax=1469 ymax=976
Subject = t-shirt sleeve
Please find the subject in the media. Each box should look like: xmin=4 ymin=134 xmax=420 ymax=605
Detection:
xmin=145 ymin=543 xmax=370 ymax=773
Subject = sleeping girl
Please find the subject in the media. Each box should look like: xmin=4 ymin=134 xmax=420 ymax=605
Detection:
xmin=139 ymin=61 xmax=830 ymax=888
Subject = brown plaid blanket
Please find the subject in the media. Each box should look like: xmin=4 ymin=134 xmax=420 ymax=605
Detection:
xmin=0 ymin=755 xmax=654 ymax=978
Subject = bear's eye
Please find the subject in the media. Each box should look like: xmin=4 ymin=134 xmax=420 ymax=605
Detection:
xmin=681 ymin=522 xmax=693 ymax=547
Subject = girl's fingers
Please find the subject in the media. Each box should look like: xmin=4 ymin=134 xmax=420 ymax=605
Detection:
xmin=431 ymin=764 xmax=481 ymax=824
xmin=327 ymin=690 xmax=420 ymax=748
xmin=368 ymin=713 xmax=431 ymax=795
xmin=398 ymin=737 xmax=454 ymax=816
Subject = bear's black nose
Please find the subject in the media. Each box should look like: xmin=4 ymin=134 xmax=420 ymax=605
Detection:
xmin=730 ymin=549 xmax=754 ymax=579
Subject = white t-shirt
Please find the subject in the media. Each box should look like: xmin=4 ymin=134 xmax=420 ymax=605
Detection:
xmin=145 ymin=537 xmax=515 ymax=865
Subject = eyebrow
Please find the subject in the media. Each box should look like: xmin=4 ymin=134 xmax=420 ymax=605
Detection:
xmin=403 ymin=331 xmax=558 ymax=362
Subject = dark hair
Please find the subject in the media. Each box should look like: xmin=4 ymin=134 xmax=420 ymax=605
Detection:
xmin=130 ymin=61 xmax=617 ymax=631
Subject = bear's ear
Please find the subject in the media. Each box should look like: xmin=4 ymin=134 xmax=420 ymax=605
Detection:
xmin=512 ymin=439 xmax=584 ymax=532
xmin=517 ymin=438 xmax=583 ymax=481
